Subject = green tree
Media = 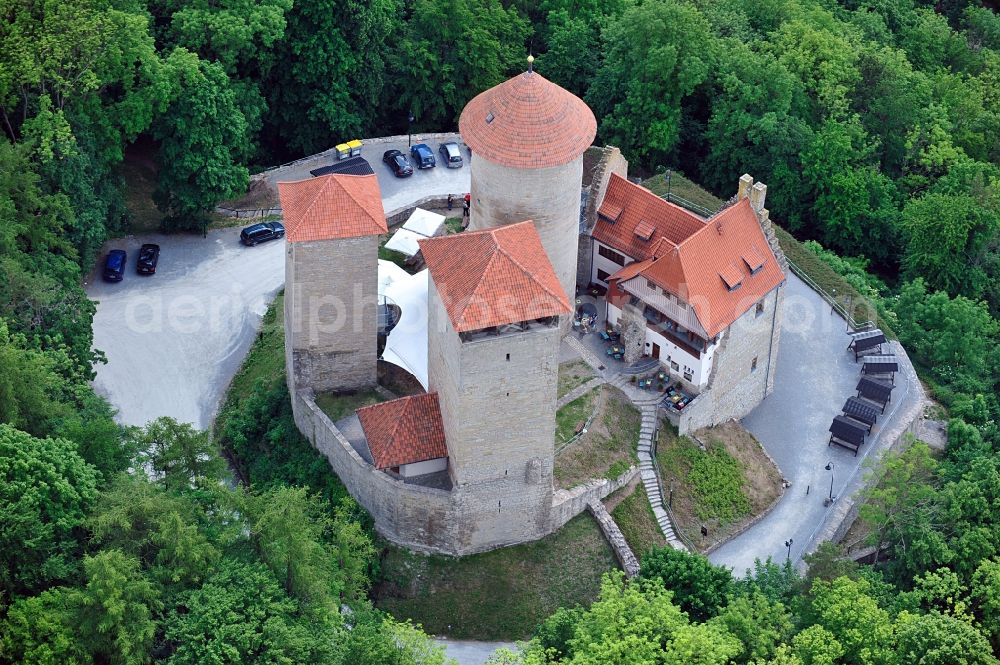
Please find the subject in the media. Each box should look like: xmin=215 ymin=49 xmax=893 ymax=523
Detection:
xmin=639 ymin=546 xmax=735 ymax=621
xmin=244 ymin=486 xmax=374 ymax=610
xmin=900 ymin=191 xmax=999 ymax=300
xmin=0 ymin=424 xmax=98 ymax=598
xmin=713 ymin=591 xmax=793 ymax=663
xmin=388 ymin=0 xmax=529 ymax=132
xmin=894 ymin=611 xmax=998 ymax=665
xmin=859 ymin=441 xmax=943 ymax=570
xmin=132 ymin=417 xmax=226 ymax=492
xmin=971 ymin=558 xmax=1000 ymax=646
xmin=75 ymin=550 xmax=162 ymax=665
xmin=808 ymin=577 xmax=895 ymax=665
xmin=0 ymin=588 xmax=91 ymax=664
xmin=165 ymin=560 xmax=341 ymax=664
xmin=88 ymin=476 xmax=220 ymax=590
xmin=153 ymin=51 xmax=250 ymax=231
xmin=587 ymin=0 xmax=716 ymax=165
xmin=265 ymin=0 xmax=401 ymax=156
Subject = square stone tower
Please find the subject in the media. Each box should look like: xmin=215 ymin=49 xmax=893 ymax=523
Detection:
xmin=420 ymin=221 xmax=572 ymax=549
xmin=278 ymin=173 xmax=387 ymax=393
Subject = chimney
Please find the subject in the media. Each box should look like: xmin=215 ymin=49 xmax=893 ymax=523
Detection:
xmin=749 ymin=182 xmax=767 ymax=213
xmin=738 ymin=174 xmax=753 ymax=200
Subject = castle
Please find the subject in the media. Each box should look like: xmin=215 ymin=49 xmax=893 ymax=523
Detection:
xmin=278 ymin=67 xmax=787 ymax=555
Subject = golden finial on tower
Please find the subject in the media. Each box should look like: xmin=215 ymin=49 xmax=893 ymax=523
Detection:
xmin=527 ymin=54 xmax=534 ymax=73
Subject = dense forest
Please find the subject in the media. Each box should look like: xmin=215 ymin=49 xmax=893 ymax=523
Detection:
xmin=2 ymin=0 xmax=1000 ymax=662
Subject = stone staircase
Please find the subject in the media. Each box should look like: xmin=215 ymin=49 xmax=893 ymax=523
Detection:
xmin=621 ymin=358 xmax=660 ymax=375
xmin=635 ymin=402 xmax=687 ymax=551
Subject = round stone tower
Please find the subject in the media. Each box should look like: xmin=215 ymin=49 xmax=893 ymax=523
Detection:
xmin=459 ymin=62 xmax=597 ymax=303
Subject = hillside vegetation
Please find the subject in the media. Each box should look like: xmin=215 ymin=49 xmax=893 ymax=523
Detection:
xmin=2 ymin=0 xmax=1000 ymax=660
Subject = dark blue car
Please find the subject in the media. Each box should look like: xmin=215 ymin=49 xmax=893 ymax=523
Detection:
xmin=103 ymin=249 xmax=127 ymax=282
xmin=409 ymin=143 xmax=436 ymax=169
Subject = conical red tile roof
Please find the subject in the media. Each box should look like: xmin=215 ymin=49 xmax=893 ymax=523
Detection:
xmin=459 ymin=71 xmax=596 ymax=169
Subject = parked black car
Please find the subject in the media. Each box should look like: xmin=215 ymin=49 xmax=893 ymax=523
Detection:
xmin=409 ymin=143 xmax=436 ymax=169
xmin=136 ymin=243 xmax=160 ymax=274
xmin=240 ymin=221 xmax=285 ymax=246
xmin=438 ymin=142 xmax=464 ymax=168
xmin=103 ymin=249 xmax=127 ymax=282
xmin=382 ymin=149 xmax=413 ymax=177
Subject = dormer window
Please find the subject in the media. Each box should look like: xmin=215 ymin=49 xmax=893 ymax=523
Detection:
xmin=720 ymin=263 xmax=744 ymax=291
xmin=634 ymin=220 xmax=655 ymax=241
xmin=742 ymin=247 xmax=766 ymax=275
xmin=485 ymin=112 xmax=495 ymax=124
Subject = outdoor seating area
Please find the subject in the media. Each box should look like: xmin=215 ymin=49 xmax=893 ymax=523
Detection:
xmin=847 ymin=329 xmax=887 ymax=361
xmin=828 ymin=339 xmax=898 ymax=455
xmin=861 ymin=354 xmax=898 ymax=383
xmin=574 ymin=301 xmax=599 ymax=333
xmin=856 ymin=376 xmax=894 ymax=413
xmin=661 ymin=383 xmax=694 ymax=411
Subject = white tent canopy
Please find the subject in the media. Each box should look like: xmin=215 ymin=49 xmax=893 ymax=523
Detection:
xmin=378 ymin=261 xmax=429 ymax=390
xmin=382 ymin=207 xmax=447 ymax=257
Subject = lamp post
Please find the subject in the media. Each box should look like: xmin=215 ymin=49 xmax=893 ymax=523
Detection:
xmin=784 ymin=538 xmax=793 ymax=562
xmin=407 ymin=110 xmax=415 ymax=148
xmin=825 ymin=461 xmax=835 ymax=504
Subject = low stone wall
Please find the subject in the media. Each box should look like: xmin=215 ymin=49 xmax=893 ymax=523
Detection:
xmin=385 ymin=195 xmax=464 ymax=229
xmin=291 ymin=388 xmax=461 ymax=554
xmin=588 ymin=500 xmax=640 ymax=577
xmin=551 ymin=466 xmax=638 ymax=532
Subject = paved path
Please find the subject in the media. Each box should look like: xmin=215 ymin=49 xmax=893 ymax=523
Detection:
xmin=435 ymin=639 xmax=515 ymax=665
xmin=86 ymin=228 xmax=285 ymax=428
xmin=708 ymin=273 xmax=921 ymax=574
xmin=261 ymin=133 xmax=470 ymax=214
xmin=556 ymin=376 xmax=606 ymax=409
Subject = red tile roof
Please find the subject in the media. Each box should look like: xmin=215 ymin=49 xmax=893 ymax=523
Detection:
xmin=419 ymin=221 xmax=572 ymax=333
xmin=593 ymin=173 xmax=706 ymax=260
xmin=459 ymin=71 xmax=597 ymax=169
xmin=356 ymin=393 xmax=448 ymax=469
xmin=629 ymin=199 xmax=785 ymax=337
xmin=277 ymin=174 xmax=387 ymax=243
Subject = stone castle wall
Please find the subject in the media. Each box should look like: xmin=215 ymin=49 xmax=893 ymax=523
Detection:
xmin=577 ymin=146 xmax=628 ymax=290
xmin=291 ymin=385 xmax=634 ymax=555
xmin=285 ymin=235 xmax=380 ymax=393
xmin=679 ymin=283 xmax=785 ymax=433
xmin=469 ymin=155 xmax=583 ymax=302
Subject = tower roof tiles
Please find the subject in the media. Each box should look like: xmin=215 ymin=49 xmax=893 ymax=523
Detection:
xmin=459 ymin=71 xmax=597 ymax=169
xmin=277 ymin=173 xmax=387 ymax=243
xmin=419 ymin=221 xmax=572 ymax=333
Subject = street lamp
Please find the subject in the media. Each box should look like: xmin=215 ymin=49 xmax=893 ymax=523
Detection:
xmin=825 ymin=461 xmax=835 ymax=504
xmin=784 ymin=538 xmax=793 ymax=561
xmin=407 ymin=110 xmax=415 ymax=148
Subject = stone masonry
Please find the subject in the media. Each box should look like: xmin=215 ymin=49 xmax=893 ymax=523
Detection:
xmin=284 ymin=234 xmax=380 ymax=393
xmin=470 ymin=154 xmax=585 ymax=305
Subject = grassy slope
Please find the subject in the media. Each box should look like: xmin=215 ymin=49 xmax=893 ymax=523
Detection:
xmin=607 ymin=482 xmax=666 ymax=558
xmin=374 ymin=514 xmax=617 ymax=640
xmin=555 ymin=387 xmax=640 ymax=488
xmin=557 ymin=359 xmax=597 ymax=399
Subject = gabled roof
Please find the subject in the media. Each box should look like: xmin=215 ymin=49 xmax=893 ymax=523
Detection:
xmin=621 ymin=199 xmax=785 ymax=337
xmin=356 ymin=393 xmax=448 ymax=469
xmin=419 ymin=221 xmax=572 ymax=333
xmin=593 ymin=173 xmax=706 ymax=260
xmin=459 ymin=71 xmax=597 ymax=169
xmin=278 ymin=173 xmax=387 ymax=243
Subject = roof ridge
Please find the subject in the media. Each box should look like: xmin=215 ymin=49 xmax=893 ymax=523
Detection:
xmin=334 ymin=173 xmax=381 ymax=222
xmin=493 ymin=226 xmax=567 ymax=305
xmin=297 ymin=176 xmax=336 ymax=230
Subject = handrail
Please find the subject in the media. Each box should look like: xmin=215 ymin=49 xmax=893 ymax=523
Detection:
xmin=660 ymin=192 xmax=718 ymax=218
xmin=783 ymin=255 xmax=880 ymax=334
xmin=649 ymin=414 xmax=698 ymax=552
